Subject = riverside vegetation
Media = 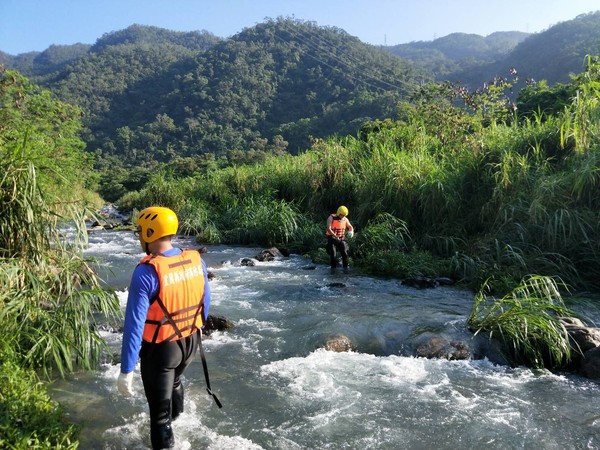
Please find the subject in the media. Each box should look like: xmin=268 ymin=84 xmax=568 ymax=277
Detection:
xmin=2 ymin=49 xmax=600 ymax=449
xmin=0 ymin=70 xmax=120 ymax=448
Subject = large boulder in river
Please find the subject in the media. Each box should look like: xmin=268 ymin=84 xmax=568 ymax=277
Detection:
xmin=559 ymin=317 xmax=600 ymax=358
xmin=558 ymin=316 xmax=600 ymax=378
xmin=254 ymin=247 xmax=287 ymax=262
xmin=471 ymin=316 xmax=600 ymax=378
xmin=580 ymin=346 xmax=600 ymax=380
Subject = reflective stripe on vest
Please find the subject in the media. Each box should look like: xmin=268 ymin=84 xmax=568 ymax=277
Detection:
xmin=326 ymin=214 xmax=347 ymax=238
xmin=141 ymin=249 xmax=206 ymax=344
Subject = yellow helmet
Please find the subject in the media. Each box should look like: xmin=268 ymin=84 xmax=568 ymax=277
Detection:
xmin=136 ymin=206 xmax=178 ymax=243
xmin=337 ymin=205 xmax=349 ymax=217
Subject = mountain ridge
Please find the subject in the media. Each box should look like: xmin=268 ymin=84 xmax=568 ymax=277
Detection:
xmin=1 ymin=12 xmax=600 ymax=171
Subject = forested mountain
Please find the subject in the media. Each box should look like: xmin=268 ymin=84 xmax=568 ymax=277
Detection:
xmin=443 ymin=11 xmax=600 ymax=88
xmin=88 ymin=24 xmax=221 ymax=53
xmin=0 ymin=43 xmax=91 ymax=77
xmin=2 ymin=20 xmax=427 ymax=169
xmin=2 ymin=12 xmax=599 ymax=172
xmin=387 ymin=31 xmax=530 ymax=78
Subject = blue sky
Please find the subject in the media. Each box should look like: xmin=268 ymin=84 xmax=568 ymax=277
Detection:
xmin=1 ymin=0 xmax=598 ymax=55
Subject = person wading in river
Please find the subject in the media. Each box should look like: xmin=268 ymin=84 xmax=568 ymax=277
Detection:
xmin=325 ymin=205 xmax=354 ymax=271
xmin=117 ymin=206 xmax=213 ymax=449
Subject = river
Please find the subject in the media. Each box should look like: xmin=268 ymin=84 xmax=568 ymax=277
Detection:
xmin=49 ymin=228 xmax=600 ymax=449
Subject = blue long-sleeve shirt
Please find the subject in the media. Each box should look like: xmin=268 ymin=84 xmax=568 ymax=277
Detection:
xmin=120 ymin=247 xmax=211 ymax=373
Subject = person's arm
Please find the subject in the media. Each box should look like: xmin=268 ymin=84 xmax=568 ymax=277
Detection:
xmin=117 ymin=263 xmax=157 ymax=397
xmin=120 ymin=264 xmax=157 ymax=373
xmin=346 ymin=219 xmax=353 ymax=231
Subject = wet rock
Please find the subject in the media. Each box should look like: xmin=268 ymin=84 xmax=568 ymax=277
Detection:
xmin=90 ymin=220 xmax=113 ymax=230
xmin=580 ymin=346 xmax=600 ymax=380
xmin=327 ymin=282 xmax=346 ymax=288
xmin=415 ymin=336 xmax=470 ymax=360
xmin=470 ymin=316 xmax=600 ymax=377
xmin=254 ymin=247 xmax=286 ymax=262
xmin=560 ymin=317 xmax=586 ymax=328
xmin=469 ymin=333 xmax=512 ymax=365
xmin=560 ymin=317 xmax=600 ymax=357
xmin=99 ymin=204 xmax=125 ymax=220
xmin=321 ymin=334 xmax=356 ymax=352
xmin=203 ymin=315 xmax=235 ymax=336
xmin=240 ymin=258 xmax=256 ymax=267
xmin=435 ymin=277 xmax=455 ymax=286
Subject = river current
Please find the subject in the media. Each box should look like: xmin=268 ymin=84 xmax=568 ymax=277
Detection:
xmin=50 ymin=228 xmax=600 ymax=449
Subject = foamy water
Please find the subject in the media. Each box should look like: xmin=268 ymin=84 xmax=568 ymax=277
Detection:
xmin=49 ymin=229 xmax=600 ymax=449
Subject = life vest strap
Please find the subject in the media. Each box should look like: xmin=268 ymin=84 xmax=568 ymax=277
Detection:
xmin=197 ymin=329 xmax=222 ymax=408
xmin=154 ymin=297 xmax=184 ymax=343
xmin=145 ymin=299 xmax=204 ymax=344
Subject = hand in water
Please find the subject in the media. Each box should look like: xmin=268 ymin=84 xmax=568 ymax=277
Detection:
xmin=117 ymin=372 xmax=134 ymax=397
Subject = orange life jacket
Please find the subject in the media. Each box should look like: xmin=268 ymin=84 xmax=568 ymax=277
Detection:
xmin=141 ymin=249 xmax=206 ymax=344
xmin=326 ymin=214 xmax=347 ymax=238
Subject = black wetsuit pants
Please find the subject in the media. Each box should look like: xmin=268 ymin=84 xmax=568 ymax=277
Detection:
xmin=140 ymin=333 xmax=198 ymax=450
xmin=326 ymin=235 xmax=349 ymax=268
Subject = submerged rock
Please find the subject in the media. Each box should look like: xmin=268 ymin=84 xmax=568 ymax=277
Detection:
xmin=414 ymin=335 xmax=470 ymax=360
xmin=401 ymin=277 xmax=439 ymax=289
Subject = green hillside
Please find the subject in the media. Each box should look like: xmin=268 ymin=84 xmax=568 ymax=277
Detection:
xmin=446 ymin=11 xmax=600 ymax=88
xmin=25 ymin=19 xmax=427 ymax=169
xmin=387 ymin=31 xmax=530 ymax=78
xmin=2 ymin=12 xmax=599 ymax=174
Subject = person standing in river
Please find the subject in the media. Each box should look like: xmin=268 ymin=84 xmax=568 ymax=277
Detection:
xmin=117 ymin=206 xmax=212 ymax=449
xmin=325 ymin=205 xmax=354 ymax=270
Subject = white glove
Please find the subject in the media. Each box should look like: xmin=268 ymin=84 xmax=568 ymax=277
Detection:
xmin=117 ymin=371 xmax=134 ymax=397
xmin=347 ymin=230 xmax=354 ymax=238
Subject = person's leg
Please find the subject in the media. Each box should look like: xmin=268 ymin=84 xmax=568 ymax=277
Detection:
xmin=171 ymin=333 xmax=197 ymax=420
xmin=141 ymin=341 xmax=183 ymax=449
xmin=171 ymin=381 xmax=184 ymax=421
xmin=326 ymin=236 xmax=338 ymax=268
xmin=340 ymin=240 xmax=350 ymax=268
xmin=332 ymin=239 xmax=346 ymax=268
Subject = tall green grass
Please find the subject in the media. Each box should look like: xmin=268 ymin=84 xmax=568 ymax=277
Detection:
xmin=120 ymin=58 xmax=600 ymax=294
xmin=1 ymin=68 xmax=121 ymax=448
xmin=0 ymin=149 xmax=120 ymax=377
xmin=468 ymin=275 xmax=575 ymax=369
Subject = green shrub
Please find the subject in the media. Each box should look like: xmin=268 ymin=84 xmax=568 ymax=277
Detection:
xmin=0 ymin=355 xmax=79 ymax=449
xmin=356 ymin=249 xmax=449 ymax=279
